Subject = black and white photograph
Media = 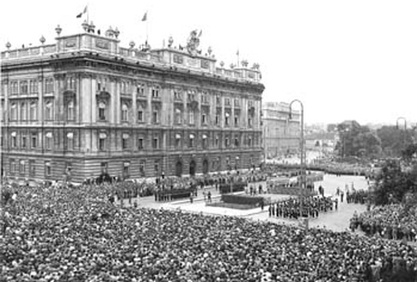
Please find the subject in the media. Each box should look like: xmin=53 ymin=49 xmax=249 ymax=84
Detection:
xmin=1 ymin=1 xmax=417 ymax=281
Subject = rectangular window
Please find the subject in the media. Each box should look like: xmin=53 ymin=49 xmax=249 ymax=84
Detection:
xmin=31 ymin=133 xmax=37 ymax=148
xmin=215 ymin=135 xmax=219 ymax=147
xmin=99 ymin=108 xmax=106 ymax=121
xmin=138 ymin=138 xmax=144 ymax=150
xmin=137 ymin=110 xmax=144 ymax=122
xmin=99 ymin=132 xmax=107 ymax=151
xmin=45 ymin=133 xmax=52 ymax=150
xmin=152 ymin=111 xmax=159 ymax=124
xmin=215 ymin=114 xmax=219 ymax=126
xmin=248 ymin=117 xmax=253 ymax=127
xmin=22 ymin=135 xmax=27 ymax=148
xmin=154 ymin=160 xmax=160 ymax=174
xmin=202 ymin=113 xmax=207 ymax=125
xmin=225 ymin=137 xmax=229 ymax=148
xmin=139 ymin=160 xmax=146 ymax=177
xmin=225 ymin=98 xmax=231 ymax=106
xmin=122 ymin=134 xmax=129 ymax=150
xmin=45 ymin=79 xmax=54 ymax=93
xmin=21 ymin=81 xmax=28 ymax=95
xmin=45 ymin=161 xmax=51 ymax=177
xmin=235 ymin=116 xmax=239 ymax=127
xmin=152 ymin=87 xmax=159 ymax=98
xmin=152 ymin=137 xmax=159 ymax=149
xmin=99 ymin=138 xmax=106 ymax=151
xmin=29 ymin=160 xmax=36 ymax=177
xmin=137 ymin=84 xmax=145 ymax=96
xmin=12 ymin=135 xmax=17 ymax=148
xmin=189 ymin=111 xmax=195 ymax=125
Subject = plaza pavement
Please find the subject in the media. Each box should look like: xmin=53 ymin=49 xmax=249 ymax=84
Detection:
xmin=120 ymin=174 xmax=370 ymax=233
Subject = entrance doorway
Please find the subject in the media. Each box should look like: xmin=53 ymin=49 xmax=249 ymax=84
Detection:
xmin=175 ymin=161 xmax=183 ymax=177
xmin=202 ymin=159 xmax=209 ymax=174
xmin=189 ymin=160 xmax=196 ymax=177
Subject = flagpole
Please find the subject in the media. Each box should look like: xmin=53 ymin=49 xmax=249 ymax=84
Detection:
xmin=146 ymin=14 xmax=149 ymax=43
xmin=87 ymin=4 xmax=89 ymax=23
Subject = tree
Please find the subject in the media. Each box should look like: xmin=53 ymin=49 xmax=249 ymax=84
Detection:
xmin=377 ymin=126 xmax=414 ymax=157
xmin=373 ymin=144 xmax=417 ymax=206
xmin=373 ymin=160 xmax=409 ymax=205
xmin=336 ymin=121 xmax=382 ymax=159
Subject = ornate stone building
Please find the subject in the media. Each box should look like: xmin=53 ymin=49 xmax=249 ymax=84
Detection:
xmin=262 ymin=102 xmax=300 ymax=159
xmin=0 ymin=24 xmax=264 ymax=183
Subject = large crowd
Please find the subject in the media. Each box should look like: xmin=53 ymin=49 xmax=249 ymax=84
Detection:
xmin=351 ymin=204 xmax=417 ymax=243
xmin=269 ymin=196 xmax=337 ymax=220
xmin=2 ymin=183 xmax=417 ymax=281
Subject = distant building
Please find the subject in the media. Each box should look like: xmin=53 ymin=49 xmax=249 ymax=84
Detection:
xmin=262 ymin=102 xmax=300 ymax=159
xmin=0 ymin=23 xmax=264 ymax=183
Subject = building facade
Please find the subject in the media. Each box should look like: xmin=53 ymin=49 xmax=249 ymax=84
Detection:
xmin=0 ymin=24 xmax=264 ymax=183
xmin=262 ymin=102 xmax=300 ymax=159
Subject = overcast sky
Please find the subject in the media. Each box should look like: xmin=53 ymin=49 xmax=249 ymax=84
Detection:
xmin=1 ymin=0 xmax=417 ymax=126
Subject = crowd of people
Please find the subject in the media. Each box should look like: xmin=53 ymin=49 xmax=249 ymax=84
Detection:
xmin=350 ymin=204 xmax=417 ymax=243
xmin=269 ymin=196 xmax=337 ymax=220
xmin=2 ymin=183 xmax=417 ymax=281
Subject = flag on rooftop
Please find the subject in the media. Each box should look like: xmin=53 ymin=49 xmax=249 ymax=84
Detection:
xmin=76 ymin=6 xmax=88 ymax=18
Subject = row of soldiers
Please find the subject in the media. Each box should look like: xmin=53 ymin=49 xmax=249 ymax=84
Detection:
xmin=268 ymin=195 xmax=338 ymax=219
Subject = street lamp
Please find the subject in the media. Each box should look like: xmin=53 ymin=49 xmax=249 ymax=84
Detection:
xmin=289 ymin=99 xmax=305 ymax=189
xmin=342 ymin=127 xmax=350 ymax=158
xmin=396 ymin=117 xmax=407 ymax=130
xmin=289 ymin=99 xmax=305 ymax=219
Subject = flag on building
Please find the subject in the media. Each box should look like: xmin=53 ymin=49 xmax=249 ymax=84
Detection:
xmin=142 ymin=12 xmax=147 ymax=21
xmin=76 ymin=6 xmax=88 ymax=18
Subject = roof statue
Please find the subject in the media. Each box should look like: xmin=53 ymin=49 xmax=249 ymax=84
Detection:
xmin=186 ymin=29 xmax=201 ymax=56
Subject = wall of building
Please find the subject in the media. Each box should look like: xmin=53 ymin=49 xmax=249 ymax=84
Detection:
xmin=1 ymin=29 xmax=264 ymax=183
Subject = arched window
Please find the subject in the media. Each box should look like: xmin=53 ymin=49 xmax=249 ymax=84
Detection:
xmin=20 ymin=102 xmax=27 ymax=120
xmin=67 ymin=100 xmax=75 ymax=121
xmin=10 ymin=103 xmax=17 ymax=120
xmin=188 ymin=110 xmax=195 ymax=125
xmin=45 ymin=101 xmax=53 ymax=120
xmin=122 ymin=133 xmax=130 ymax=149
xmin=98 ymin=102 xmax=106 ymax=121
xmin=30 ymin=101 xmax=37 ymax=120
xmin=66 ymin=132 xmax=74 ymax=150
xmin=45 ymin=132 xmax=53 ymax=150
xmin=175 ymin=108 xmax=182 ymax=125
xmin=175 ymin=133 xmax=181 ymax=148
xmin=121 ymin=103 xmax=129 ymax=122
xmin=99 ymin=132 xmax=107 ymax=151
